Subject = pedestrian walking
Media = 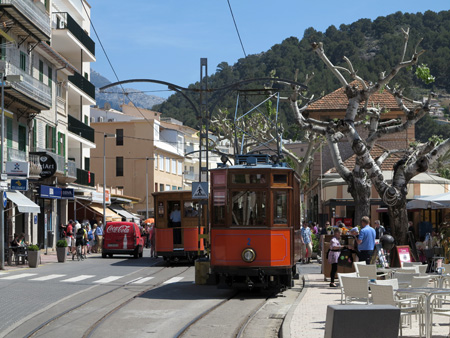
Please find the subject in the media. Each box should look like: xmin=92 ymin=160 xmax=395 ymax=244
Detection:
xmin=300 ymin=221 xmax=312 ymax=264
xmin=96 ymin=222 xmax=104 ymax=253
xmin=328 ymin=228 xmax=347 ymax=287
xmin=87 ymin=225 xmax=94 ymax=254
xmin=65 ymin=220 xmax=74 ymax=256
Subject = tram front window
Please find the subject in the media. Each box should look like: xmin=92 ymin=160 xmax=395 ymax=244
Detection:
xmin=274 ymin=191 xmax=288 ymax=224
xmin=231 ymin=191 xmax=266 ymax=226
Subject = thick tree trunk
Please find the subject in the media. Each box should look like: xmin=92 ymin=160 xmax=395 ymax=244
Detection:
xmin=349 ymin=177 xmax=371 ymax=227
xmin=387 ymin=201 xmax=409 ymax=245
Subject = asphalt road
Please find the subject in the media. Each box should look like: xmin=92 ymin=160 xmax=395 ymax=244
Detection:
xmin=0 ymin=251 xmax=304 ymax=338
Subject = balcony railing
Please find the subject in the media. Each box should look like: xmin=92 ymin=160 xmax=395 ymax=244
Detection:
xmin=68 ymin=114 xmax=95 ymax=143
xmin=56 ymin=96 xmax=66 ymax=115
xmin=6 ymin=146 xmax=26 ymax=161
xmin=67 ymin=160 xmax=76 ymax=178
xmin=76 ymin=168 xmax=95 ymax=187
xmin=0 ymin=0 xmax=51 ymax=39
xmin=32 ymin=147 xmax=64 ymax=174
xmin=0 ymin=60 xmax=52 ymax=109
xmin=52 ymin=12 xmax=95 ymax=56
xmin=68 ymin=71 xmax=95 ymax=100
xmin=184 ymin=172 xmax=199 ymax=181
xmin=29 ymin=153 xmax=42 ymax=177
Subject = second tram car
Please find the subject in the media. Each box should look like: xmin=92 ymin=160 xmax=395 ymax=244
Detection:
xmin=210 ymin=155 xmax=301 ymax=289
xmin=153 ymin=191 xmax=207 ymax=263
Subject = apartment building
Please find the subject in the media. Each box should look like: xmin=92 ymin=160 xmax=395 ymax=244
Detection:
xmin=0 ymin=0 xmax=96 ymax=249
xmin=90 ymin=103 xmax=184 ymax=217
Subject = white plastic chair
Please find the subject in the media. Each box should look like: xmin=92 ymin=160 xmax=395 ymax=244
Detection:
xmin=403 ymin=262 xmax=422 ymax=267
xmin=393 ymin=272 xmax=420 ymax=288
xmin=418 ymin=265 xmax=427 ymax=275
xmin=353 ymin=261 xmax=366 ymax=275
xmin=357 ymin=264 xmax=388 ymax=280
xmin=370 ymin=284 xmax=421 ymax=336
xmin=411 ymin=276 xmax=431 ymax=288
xmin=337 ymin=272 xmax=358 ymax=304
xmin=341 ymin=276 xmax=369 ymax=304
xmin=397 ymin=267 xmax=419 ymax=273
xmin=375 ymin=278 xmax=399 ymax=290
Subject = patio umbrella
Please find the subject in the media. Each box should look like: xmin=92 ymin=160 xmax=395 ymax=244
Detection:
xmin=406 ymin=192 xmax=450 ymax=209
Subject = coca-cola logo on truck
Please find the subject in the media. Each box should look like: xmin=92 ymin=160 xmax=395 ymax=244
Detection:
xmin=106 ymin=225 xmax=131 ymax=234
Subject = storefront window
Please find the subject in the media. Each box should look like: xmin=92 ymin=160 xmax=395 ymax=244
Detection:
xmin=231 ymin=191 xmax=266 ymax=226
xmin=274 ymin=191 xmax=288 ymax=224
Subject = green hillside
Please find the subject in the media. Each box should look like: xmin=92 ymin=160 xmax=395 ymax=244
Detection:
xmin=154 ymin=10 xmax=450 ymax=139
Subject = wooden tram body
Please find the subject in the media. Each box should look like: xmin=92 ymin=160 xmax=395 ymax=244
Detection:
xmin=153 ymin=191 xmax=207 ymax=262
xmin=210 ymin=155 xmax=301 ymax=289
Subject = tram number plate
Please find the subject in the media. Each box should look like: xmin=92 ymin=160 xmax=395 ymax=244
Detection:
xmin=108 ymin=244 xmax=119 ymax=248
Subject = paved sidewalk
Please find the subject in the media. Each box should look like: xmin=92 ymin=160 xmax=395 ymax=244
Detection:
xmin=289 ymin=266 xmax=450 ymax=338
xmin=1 ymin=249 xmax=100 ymax=272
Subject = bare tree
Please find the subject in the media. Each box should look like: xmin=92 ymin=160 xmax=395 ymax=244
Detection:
xmin=289 ymin=28 xmax=450 ymax=244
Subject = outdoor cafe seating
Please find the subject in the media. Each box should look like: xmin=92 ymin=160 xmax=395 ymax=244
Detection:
xmin=4 ymin=246 xmax=28 ymax=265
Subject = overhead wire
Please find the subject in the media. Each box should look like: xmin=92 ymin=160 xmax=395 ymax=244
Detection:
xmin=226 ymin=0 xmax=247 ymax=58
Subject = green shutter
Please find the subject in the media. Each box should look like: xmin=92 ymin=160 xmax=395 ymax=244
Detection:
xmin=33 ymin=120 xmax=36 ymax=150
xmin=52 ymin=127 xmax=56 ymax=152
xmin=39 ymin=60 xmax=43 ymax=82
xmin=18 ymin=125 xmax=26 ymax=152
xmin=48 ymin=67 xmax=52 ymax=88
xmin=62 ymin=133 xmax=65 ymax=157
xmin=6 ymin=117 xmax=12 ymax=147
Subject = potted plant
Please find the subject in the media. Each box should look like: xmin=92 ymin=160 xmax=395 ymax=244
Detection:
xmin=56 ymin=239 xmax=68 ymax=263
xmin=27 ymin=244 xmax=40 ymax=268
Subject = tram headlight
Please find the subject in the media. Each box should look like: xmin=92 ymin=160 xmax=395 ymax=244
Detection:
xmin=242 ymin=248 xmax=256 ymax=263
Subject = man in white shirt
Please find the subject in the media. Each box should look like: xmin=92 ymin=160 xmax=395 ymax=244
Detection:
xmin=170 ymin=204 xmax=182 ymax=244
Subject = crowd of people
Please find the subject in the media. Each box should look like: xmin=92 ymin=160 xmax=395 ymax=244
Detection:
xmin=60 ymin=218 xmax=156 ymax=260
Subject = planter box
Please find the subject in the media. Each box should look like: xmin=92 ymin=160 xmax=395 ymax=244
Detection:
xmin=28 ymin=250 xmax=40 ymax=268
xmin=56 ymin=246 xmax=67 ymax=262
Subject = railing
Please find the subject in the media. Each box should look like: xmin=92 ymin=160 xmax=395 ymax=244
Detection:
xmin=51 ymin=12 xmax=95 ymax=56
xmin=6 ymin=147 xmax=26 ymax=161
xmin=0 ymin=60 xmax=52 ymax=108
xmin=0 ymin=0 xmax=51 ymax=38
xmin=76 ymin=168 xmax=95 ymax=187
xmin=68 ymin=114 xmax=95 ymax=143
xmin=184 ymin=172 xmax=199 ymax=181
xmin=67 ymin=160 xmax=76 ymax=178
xmin=29 ymin=153 xmax=42 ymax=177
xmin=68 ymin=71 xmax=95 ymax=100
xmin=32 ymin=147 xmax=64 ymax=174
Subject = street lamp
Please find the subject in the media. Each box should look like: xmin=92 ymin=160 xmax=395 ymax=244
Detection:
xmin=146 ymin=157 xmax=149 ymax=219
xmin=1 ymin=74 xmax=23 ymax=270
xmin=103 ymin=133 xmax=115 ymax=227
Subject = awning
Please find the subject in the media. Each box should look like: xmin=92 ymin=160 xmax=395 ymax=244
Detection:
xmin=109 ymin=204 xmax=140 ymax=222
xmin=7 ymin=191 xmax=40 ymax=213
xmin=88 ymin=203 xmax=121 ymax=221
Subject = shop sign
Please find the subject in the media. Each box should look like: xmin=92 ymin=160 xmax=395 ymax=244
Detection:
xmin=92 ymin=190 xmax=111 ymax=204
xmin=11 ymin=179 xmax=28 ymax=191
xmin=40 ymin=185 xmax=61 ymax=199
xmin=5 ymin=161 xmax=29 ymax=177
xmin=38 ymin=154 xmax=57 ymax=179
xmin=61 ymin=188 xmax=74 ymax=199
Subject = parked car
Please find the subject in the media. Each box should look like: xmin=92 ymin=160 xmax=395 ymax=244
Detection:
xmin=102 ymin=222 xmax=144 ymax=258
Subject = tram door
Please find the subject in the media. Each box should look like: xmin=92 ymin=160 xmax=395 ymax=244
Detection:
xmin=168 ymin=201 xmax=182 ymax=245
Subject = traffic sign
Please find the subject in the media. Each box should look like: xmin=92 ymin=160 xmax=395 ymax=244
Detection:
xmin=192 ymin=182 xmax=208 ymax=199
xmin=3 ymin=191 xmax=7 ymax=208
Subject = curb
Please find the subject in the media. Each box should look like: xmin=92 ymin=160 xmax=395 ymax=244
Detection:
xmin=280 ymin=274 xmax=308 ymax=338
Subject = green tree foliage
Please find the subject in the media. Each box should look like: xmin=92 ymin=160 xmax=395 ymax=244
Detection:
xmin=154 ymin=10 xmax=450 ymax=138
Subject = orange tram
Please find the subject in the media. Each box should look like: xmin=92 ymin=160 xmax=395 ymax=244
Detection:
xmin=153 ymin=191 xmax=207 ymax=263
xmin=210 ymin=155 xmax=301 ymax=290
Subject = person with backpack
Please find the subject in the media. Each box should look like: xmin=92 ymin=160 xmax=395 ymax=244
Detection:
xmin=74 ymin=225 xmax=86 ymax=260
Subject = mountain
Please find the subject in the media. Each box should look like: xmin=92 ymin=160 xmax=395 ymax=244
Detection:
xmin=91 ymin=70 xmax=165 ymax=110
xmin=153 ymin=10 xmax=450 ymax=138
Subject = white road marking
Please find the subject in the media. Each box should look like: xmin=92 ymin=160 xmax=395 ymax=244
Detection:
xmin=0 ymin=273 xmax=37 ymax=280
xmin=132 ymin=277 xmax=154 ymax=284
xmin=93 ymin=276 xmax=123 ymax=284
xmin=30 ymin=274 xmax=66 ymax=281
xmin=61 ymin=275 xmax=96 ymax=283
xmin=163 ymin=277 xmax=184 ymax=284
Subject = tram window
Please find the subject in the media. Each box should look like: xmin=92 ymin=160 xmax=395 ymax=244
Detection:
xmin=274 ymin=191 xmax=288 ymax=224
xmin=232 ymin=174 xmax=266 ymax=184
xmin=231 ymin=191 xmax=266 ymax=226
xmin=184 ymin=201 xmax=199 ymax=217
xmin=273 ymin=174 xmax=287 ymax=184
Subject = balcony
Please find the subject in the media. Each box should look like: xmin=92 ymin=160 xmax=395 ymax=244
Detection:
xmin=0 ymin=0 xmax=51 ymax=40
xmin=68 ymin=71 xmax=95 ymax=101
xmin=184 ymin=172 xmax=199 ymax=181
xmin=76 ymin=168 xmax=95 ymax=187
xmin=52 ymin=12 xmax=95 ymax=58
xmin=0 ymin=60 xmax=52 ymax=111
xmin=68 ymin=114 xmax=95 ymax=143
xmin=56 ymin=96 xmax=66 ymax=116
xmin=7 ymin=146 xmax=26 ymax=162
xmin=67 ymin=160 xmax=77 ymax=179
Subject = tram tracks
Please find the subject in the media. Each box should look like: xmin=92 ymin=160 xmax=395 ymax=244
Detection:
xmin=174 ymin=290 xmax=278 ymax=338
xmin=19 ymin=266 xmax=192 ymax=338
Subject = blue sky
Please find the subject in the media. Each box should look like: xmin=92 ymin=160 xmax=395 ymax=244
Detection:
xmin=90 ymin=1 xmax=449 ymax=98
